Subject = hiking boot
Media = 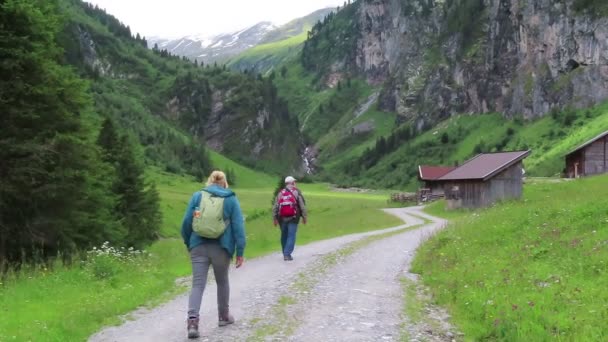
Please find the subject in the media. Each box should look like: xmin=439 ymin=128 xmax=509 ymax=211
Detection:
xmin=187 ymin=317 xmax=200 ymax=339
xmin=218 ymin=313 xmax=235 ymax=327
xmin=283 ymin=255 xmax=289 ymax=261
xmin=285 ymin=255 xmax=293 ymax=261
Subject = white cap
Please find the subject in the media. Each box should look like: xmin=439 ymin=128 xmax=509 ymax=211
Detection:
xmin=285 ymin=176 xmax=296 ymax=184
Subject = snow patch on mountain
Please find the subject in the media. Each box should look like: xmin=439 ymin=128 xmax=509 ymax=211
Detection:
xmin=148 ymin=22 xmax=277 ymax=64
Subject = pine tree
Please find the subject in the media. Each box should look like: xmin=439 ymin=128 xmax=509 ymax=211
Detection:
xmin=271 ymin=177 xmax=285 ymax=206
xmin=97 ymin=118 xmax=162 ymax=247
xmin=0 ymin=0 xmax=119 ymax=265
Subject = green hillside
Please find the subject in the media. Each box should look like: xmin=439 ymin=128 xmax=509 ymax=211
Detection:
xmin=228 ymin=31 xmax=307 ymax=74
xmin=62 ymin=0 xmax=302 ymax=175
xmin=319 ymin=102 xmax=608 ymax=190
xmin=228 ymin=8 xmax=334 ymax=74
xmin=260 ymin=0 xmax=608 ymax=191
xmin=414 ymin=175 xmax=608 ymax=341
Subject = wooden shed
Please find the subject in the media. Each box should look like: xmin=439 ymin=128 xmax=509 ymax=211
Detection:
xmin=418 ymin=165 xmax=456 ymax=196
xmin=439 ymin=151 xmax=531 ymax=209
xmin=565 ymin=131 xmax=608 ymax=178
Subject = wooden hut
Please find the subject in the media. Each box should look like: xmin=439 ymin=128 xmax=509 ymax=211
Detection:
xmin=418 ymin=165 xmax=456 ymax=196
xmin=565 ymin=131 xmax=608 ymax=178
xmin=439 ymin=151 xmax=531 ymax=209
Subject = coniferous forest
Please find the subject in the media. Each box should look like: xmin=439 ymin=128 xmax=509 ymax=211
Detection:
xmin=0 ymin=0 xmax=162 ymax=267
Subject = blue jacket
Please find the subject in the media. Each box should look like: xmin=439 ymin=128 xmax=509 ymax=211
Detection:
xmin=180 ymin=185 xmax=246 ymax=257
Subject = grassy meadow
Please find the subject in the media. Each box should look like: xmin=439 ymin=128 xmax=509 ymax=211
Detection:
xmin=0 ymin=158 xmax=402 ymax=341
xmin=320 ymin=101 xmax=608 ymax=190
xmin=413 ymin=175 xmax=608 ymax=341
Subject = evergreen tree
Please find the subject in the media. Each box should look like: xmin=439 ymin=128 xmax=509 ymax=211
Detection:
xmin=271 ymin=177 xmax=285 ymax=206
xmin=0 ymin=0 xmax=119 ymax=265
xmin=101 ymin=133 xmax=161 ymax=248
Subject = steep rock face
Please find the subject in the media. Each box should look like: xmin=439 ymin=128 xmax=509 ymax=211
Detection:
xmin=165 ymin=75 xmax=304 ymax=173
xmin=349 ymin=0 xmax=608 ymax=124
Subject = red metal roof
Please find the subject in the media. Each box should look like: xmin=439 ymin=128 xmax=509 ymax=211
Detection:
xmin=566 ymin=130 xmax=608 ymax=156
xmin=439 ymin=150 xmax=531 ymax=181
xmin=418 ymin=165 xmax=457 ymax=181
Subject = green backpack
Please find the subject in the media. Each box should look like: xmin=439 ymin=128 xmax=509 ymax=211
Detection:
xmin=192 ymin=191 xmax=229 ymax=239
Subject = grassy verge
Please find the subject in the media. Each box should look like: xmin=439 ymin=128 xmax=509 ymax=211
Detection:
xmin=412 ymin=175 xmax=608 ymax=341
xmin=423 ymin=200 xmax=471 ymax=221
xmin=0 ymin=172 xmax=401 ymax=341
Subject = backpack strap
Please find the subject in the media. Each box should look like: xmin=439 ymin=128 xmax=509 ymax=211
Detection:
xmin=285 ymin=188 xmax=301 ymax=214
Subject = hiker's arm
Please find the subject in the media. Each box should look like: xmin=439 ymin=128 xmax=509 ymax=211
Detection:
xmin=180 ymin=193 xmax=199 ymax=248
xmin=230 ymin=197 xmax=246 ymax=257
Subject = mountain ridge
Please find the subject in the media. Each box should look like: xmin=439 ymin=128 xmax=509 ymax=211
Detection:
xmin=148 ymin=21 xmax=277 ymax=64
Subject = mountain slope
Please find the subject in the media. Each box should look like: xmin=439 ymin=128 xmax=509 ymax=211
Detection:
xmin=148 ymin=22 xmax=277 ymax=65
xmin=63 ymin=0 xmax=303 ymax=174
xmin=301 ymin=0 xmax=608 ymax=124
xmin=228 ymin=8 xmax=335 ymax=73
xmin=270 ymin=0 xmax=608 ymax=188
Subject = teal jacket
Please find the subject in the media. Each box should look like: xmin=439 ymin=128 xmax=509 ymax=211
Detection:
xmin=180 ymin=185 xmax=246 ymax=257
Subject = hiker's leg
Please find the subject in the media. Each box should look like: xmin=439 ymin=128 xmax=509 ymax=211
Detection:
xmin=280 ymin=221 xmax=288 ymax=255
xmin=284 ymin=222 xmax=298 ymax=257
xmin=209 ymin=244 xmax=231 ymax=316
xmin=188 ymin=245 xmax=211 ymax=319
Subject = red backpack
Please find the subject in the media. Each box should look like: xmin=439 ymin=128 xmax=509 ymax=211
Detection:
xmin=278 ymin=189 xmax=298 ymax=218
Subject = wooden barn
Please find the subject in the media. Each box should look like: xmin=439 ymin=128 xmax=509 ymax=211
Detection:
xmin=439 ymin=150 xmax=531 ymax=209
xmin=418 ymin=165 xmax=456 ymax=196
xmin=565 ymin=131 xmax=608 ymax=178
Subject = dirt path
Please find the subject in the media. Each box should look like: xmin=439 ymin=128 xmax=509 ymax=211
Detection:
xmin=89 ymin=207 xmax=446 ymax=342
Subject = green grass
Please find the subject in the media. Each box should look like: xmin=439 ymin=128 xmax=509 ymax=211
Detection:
xmin=412 ymin=174 xmax=608 ymax=341
xmin=235 ymin=31 xmax=308 ymax=58
xmin=0 ymin=167 xmax=402 ymax=341
xmin=227 ymin=32 xmax=307 ymax=74
xmin=423 ymin=200 xmax=471 ymax=221
xmin=207 ymin=150 xmax=276 ymax=188
xmin=318 ymin=106 xmax=397 ymax=169
xmin=323 ymin=101 xmax=608 ymax=190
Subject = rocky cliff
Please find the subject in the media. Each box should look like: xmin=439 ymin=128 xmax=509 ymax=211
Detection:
xmin=317 ymin=0 xmax=608 ymax=127
xmin=69 ymin=2 xmax=304 ymax=175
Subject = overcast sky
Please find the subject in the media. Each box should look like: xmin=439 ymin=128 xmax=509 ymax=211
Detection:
xmin=85 ymin=0 xmax=345 ymax=38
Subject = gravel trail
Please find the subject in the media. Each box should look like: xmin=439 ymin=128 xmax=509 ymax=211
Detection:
xmin=89 ymin=207 xmax=444 ymax=342
xmin=287 ymin=207 xmax=445 ymax=342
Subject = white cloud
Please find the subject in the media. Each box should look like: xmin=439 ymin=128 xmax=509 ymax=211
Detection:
xmin=85 ymin=0 xmax=346 ymax=38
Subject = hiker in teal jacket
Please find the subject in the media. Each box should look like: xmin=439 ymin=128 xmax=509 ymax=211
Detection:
xmin=180 ymin=171 xmax=246 ymax=339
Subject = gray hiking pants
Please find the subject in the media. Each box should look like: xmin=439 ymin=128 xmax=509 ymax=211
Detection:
xmin=188 ymin=243 xmax=231 ymax=318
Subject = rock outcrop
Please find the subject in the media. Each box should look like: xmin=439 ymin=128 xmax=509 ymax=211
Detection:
xmin=346 ymin=0 xmax=608 ymax=125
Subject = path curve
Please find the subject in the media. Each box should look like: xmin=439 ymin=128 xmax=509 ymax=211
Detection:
xmin=89 ymin=206 xmax=445 ymax=342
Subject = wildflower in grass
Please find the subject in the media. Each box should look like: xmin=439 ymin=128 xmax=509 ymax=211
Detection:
xmin=83 ymin=242 xmax=150 ymax=280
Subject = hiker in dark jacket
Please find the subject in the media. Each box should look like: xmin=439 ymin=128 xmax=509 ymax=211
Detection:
xmin=180 ymin=171 xmax=246 ymax=339
xmin=272 ymin=176 xmax=308 ymax=261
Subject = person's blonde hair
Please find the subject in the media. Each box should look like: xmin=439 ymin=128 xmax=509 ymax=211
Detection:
xmin=206 ymin=170 xmax=229 ymax=188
